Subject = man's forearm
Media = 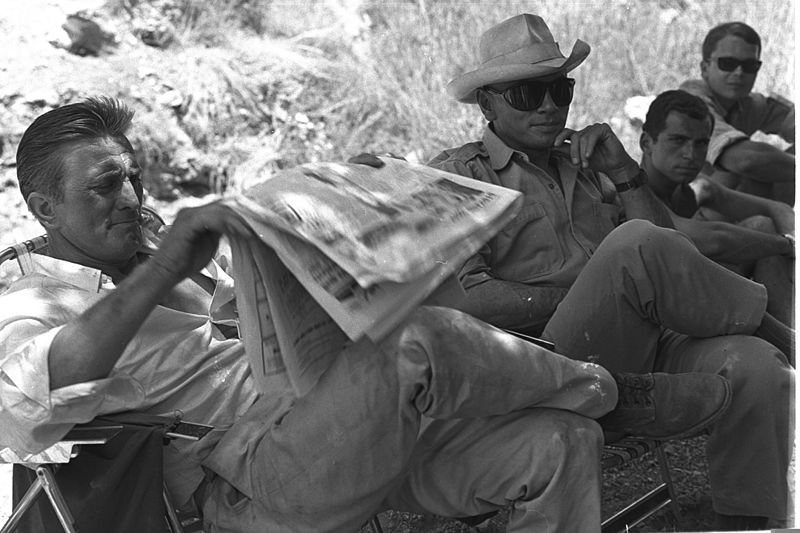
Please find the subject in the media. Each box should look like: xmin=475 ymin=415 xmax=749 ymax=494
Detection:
xmin=618 ymin=185 xmax=675 ymax=229
xmin=685 ymin=218 xmax=793 ymax=264
xmin=48 ymin=260 xmax=180 ymax=389
xmin=455 ymin=278 xmax=569 ymax=334
xmin=717 ymin=141 xmax=795 ymax=183
xmin=606 ymin=165 xmax=674 ymax=229
xmin=707 ymin=230 xmax=794 ymax=265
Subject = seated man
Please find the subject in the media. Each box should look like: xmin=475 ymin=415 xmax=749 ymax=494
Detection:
xmin=430 ymin=13 xmax=794 ymax=531
xmin=640 ymin=89 xmax=794 ymax=327
xmin=679 ymin=22 xmax=795 ymax=204
xmin=0 ymin=97 xmax=728 ymax=533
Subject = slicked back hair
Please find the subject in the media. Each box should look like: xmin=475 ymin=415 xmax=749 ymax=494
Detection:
xmin=702 ymin=21 xmax=761 ymax=61
xmin=642 ymin=90 xmax=714 ymax=140
xmin=16 ymin=96 xmax=135 ymax=202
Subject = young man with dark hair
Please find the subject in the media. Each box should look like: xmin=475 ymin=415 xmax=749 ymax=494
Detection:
xmin=640 ymin=89 xmax=794 ymax=326
xmin=431 ymin=13 xmax=794 ymax=531
xmin=680 ymin=21 xmax=795 ymax=203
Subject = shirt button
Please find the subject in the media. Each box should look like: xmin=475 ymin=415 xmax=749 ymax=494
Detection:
xmin=548 ymin=183 xmax=555 ymax=189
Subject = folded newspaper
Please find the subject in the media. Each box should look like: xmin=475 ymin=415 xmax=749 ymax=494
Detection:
xmin=223 ymin=157 xmax=522 ymax=396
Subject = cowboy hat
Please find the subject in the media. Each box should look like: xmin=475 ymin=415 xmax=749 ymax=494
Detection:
xmin=448 ymin=13 xmax=591 ymax=103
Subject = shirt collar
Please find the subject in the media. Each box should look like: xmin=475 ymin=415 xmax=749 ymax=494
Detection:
xmin=14 ymin=230 xmax=161 ymax=293
xmin=482 ymin=125 xmax=517 ymax=170
xmin=18 ymin=253 xmax=114 ymax=293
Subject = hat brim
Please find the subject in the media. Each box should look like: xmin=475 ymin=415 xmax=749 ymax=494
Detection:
xmin=448 ymin=39 xmax=591 ymax=104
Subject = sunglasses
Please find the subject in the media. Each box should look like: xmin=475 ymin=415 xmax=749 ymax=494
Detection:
xmin=714 ymin=57 xmax=762 ymax=74
xmin=483 ymin=78 xmax=576 ymax=110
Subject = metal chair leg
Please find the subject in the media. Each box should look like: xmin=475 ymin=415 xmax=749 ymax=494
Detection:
xmin=163 ymin=485 xmax=186 ymax=533
xmin=0 ymin=473 xmax=46 ymax=533
xmin=1 ymin=465 xmax=78 ymax=533
xmin=38 ymin=466 xmax=77 ymax=533
xmin=367 ymin=515 xmax=384 ymax=533
xmin=655 ymin=445 xmax=681 ymax=525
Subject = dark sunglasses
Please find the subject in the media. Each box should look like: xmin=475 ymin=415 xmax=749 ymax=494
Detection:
xmin=483 ymin=78 xmax=576 ymax=110
xmin=715 ymin=57 xmax=762 ymax=74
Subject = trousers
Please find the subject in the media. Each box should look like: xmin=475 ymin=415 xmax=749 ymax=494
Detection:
xmin=543 ymin=219 xmax=794 ymax=521
xmin=202 ymin=306 xmax=617 ymax=532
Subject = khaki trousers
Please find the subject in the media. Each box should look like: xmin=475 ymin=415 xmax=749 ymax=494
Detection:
xmin=543 ymin=219 xmax=794 ymax=521
xmin=203 ymin=306 xmax=616 ymax=532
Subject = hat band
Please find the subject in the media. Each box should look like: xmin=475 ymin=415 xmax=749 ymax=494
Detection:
xmin=481 ymin=42 xmax=563 ymax=69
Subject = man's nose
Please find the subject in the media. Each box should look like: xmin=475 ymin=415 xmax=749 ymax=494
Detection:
xmin=683 ymin=143 xmax=701 ymax=161
xmin=118 ymin=179 xmax=141 ymax=208
xmin=537 ymin=90 xmax=559 ymax=112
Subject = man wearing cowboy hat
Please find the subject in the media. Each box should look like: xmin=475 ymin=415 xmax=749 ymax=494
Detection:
xmin=431 ymin=13 xmax=793 ymax=531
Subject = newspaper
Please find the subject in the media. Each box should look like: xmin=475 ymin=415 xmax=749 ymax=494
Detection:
xmin=224 ymin=157 xmax=522 ymax=396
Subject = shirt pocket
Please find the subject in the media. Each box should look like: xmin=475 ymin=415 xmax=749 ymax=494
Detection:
xmin=493 ymin=201 xmax=565 ymax=281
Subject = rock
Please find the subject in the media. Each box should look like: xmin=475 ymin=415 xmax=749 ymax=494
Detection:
xmin=61 ymin=14 xmax=114 ymax=56
xmin=624 ymin=95 xmax=656 ymax=128
xmin=156 ymin=89 xmax=184 ymax=108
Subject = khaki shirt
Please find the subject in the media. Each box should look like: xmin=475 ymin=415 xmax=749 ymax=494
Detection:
xmin=430 ymin=126 xmax=623 ymax=289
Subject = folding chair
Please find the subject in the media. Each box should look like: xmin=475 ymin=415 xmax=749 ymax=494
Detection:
xmin=0 ymin=221 xmax=209 ymax=533
xmin=1 ymin=413 xmax=212 ymax=533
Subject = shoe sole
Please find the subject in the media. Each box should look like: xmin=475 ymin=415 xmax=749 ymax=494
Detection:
xmin=658 ymin=377 xmax=732 ymax=441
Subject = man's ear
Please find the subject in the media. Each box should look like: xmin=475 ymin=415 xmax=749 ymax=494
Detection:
xmin=640 ymin=131 xmax=654 ymax=156
xmin=700 ymin=59 xmax=709 ymax=81
xmin=27 ymin=192 xmax=58 ymax=229
xmin=476 ymin=89 xmax=497 ymax=122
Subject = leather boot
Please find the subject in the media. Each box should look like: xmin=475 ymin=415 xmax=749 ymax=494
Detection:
xmin=598 ymin=372 xmax=731 ymax=440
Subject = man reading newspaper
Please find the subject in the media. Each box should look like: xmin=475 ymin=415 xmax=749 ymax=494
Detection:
xmin=0 ymin=97 xmax=729 ymax=532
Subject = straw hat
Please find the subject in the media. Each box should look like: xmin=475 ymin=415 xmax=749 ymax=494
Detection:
xmin=448 ymin=14 xmax=590 ymax=103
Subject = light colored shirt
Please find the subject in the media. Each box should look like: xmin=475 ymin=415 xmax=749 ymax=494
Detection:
xmin=0 ymin=247 xmax=258 ymax=506
xmin=679 ymin=78 xmax=794 ymax=166
xmin=429 ymin=126 xmax=623 ymax=289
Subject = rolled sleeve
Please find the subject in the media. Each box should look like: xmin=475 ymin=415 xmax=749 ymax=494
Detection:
xmin=707 ymin=127 xmax=750 ymax=167
xmin=0 ymin=320 xmax=144 ymax=454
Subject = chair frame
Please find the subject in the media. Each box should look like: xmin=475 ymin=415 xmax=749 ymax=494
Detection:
xmin=0 ymin=227 xmax=203 ymax=533
xmin=600 ymin=438 xmax=679 ymax=532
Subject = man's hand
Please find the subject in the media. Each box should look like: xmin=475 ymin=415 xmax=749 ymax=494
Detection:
xmin=554 ymin=123 xmax=639 ymax=182
xmin=150 ymin=202 xmax=253 ymax=284
xmin=346 ymin=152 xmax=407 ymax=168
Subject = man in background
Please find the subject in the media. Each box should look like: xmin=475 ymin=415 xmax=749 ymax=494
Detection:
xmin=639 ymin=89 xmax=794 ymax=328
xmin=680 ymin=21 xmax=794 ymax=204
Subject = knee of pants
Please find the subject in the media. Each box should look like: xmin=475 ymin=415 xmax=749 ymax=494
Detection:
xmin=738 ymin=214 xmax=776 ymax=233
xmin=597 ymin=219 xmax=691 ymax=263
xmin=717 ymin=336 xmax=793 ymax=409
xmin=518 ymin=411 xmax=604 ymax=485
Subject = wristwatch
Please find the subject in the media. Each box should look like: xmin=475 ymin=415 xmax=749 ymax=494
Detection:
xmin=615 ymin=169 xmax=648 ymax=193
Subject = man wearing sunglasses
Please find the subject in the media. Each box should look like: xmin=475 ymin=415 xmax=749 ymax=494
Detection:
xmin=680 ymin=22 xmax=794 ymax=204
xmin=431 ymin=13 xmax=793 ymax=531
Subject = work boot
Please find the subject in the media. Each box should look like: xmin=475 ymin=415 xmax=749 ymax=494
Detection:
xmin=598 ymin=372 xmax=731 ymax=440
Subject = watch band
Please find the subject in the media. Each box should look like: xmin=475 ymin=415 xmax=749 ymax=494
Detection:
xmin=615 ymin=169 xmax=648 ymax=193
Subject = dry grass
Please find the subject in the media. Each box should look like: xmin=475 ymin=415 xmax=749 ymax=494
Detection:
xmin=91 ymin=0 xmax=796 ymax=193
